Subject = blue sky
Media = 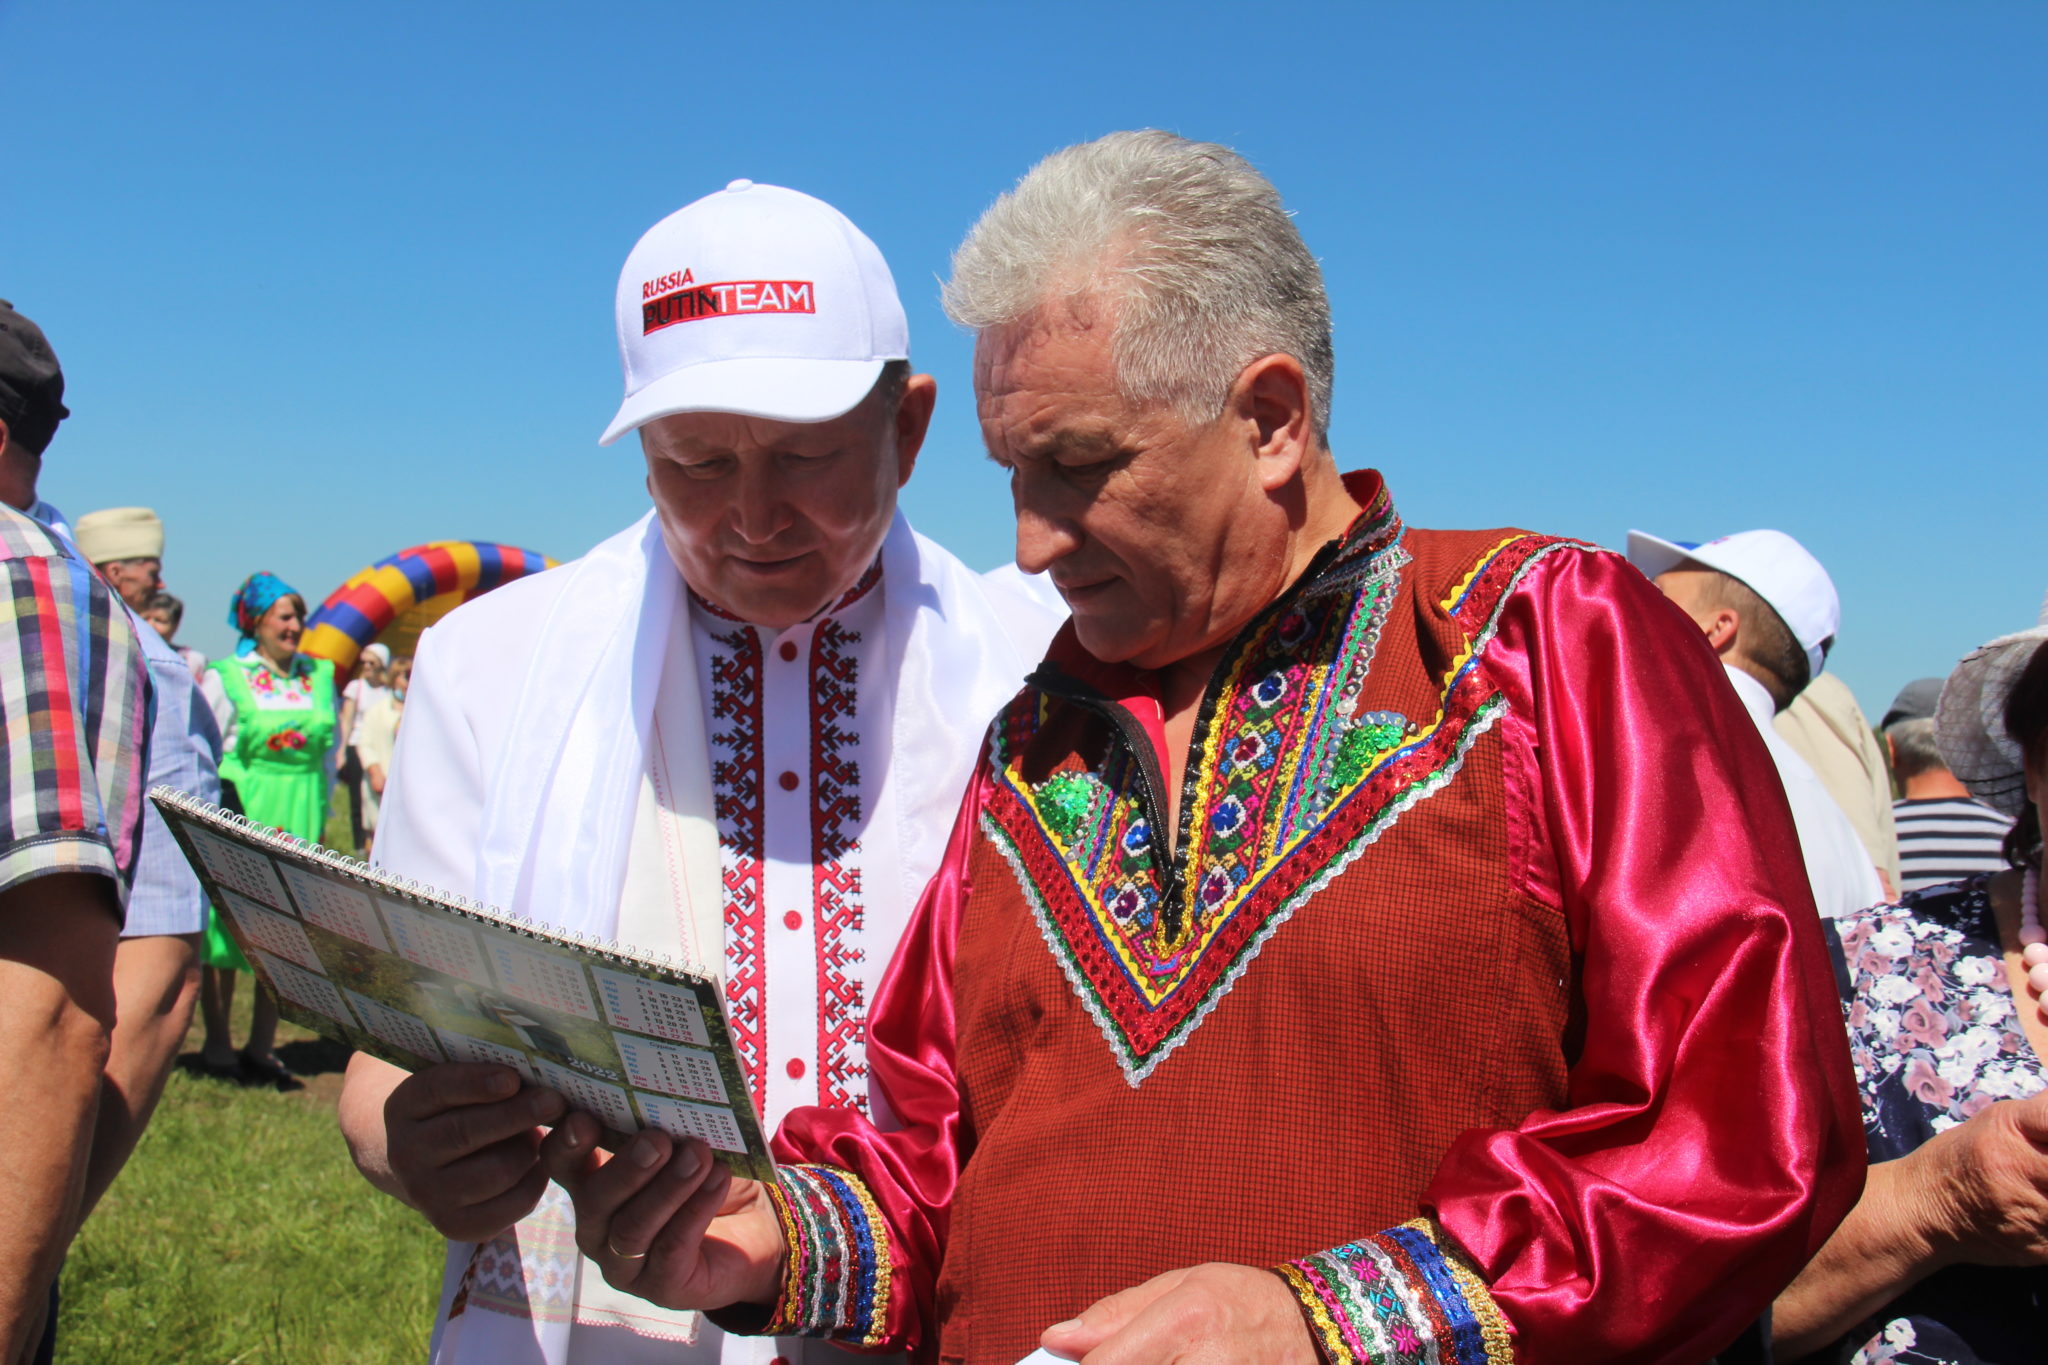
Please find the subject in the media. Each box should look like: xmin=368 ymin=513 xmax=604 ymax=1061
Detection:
xmin=4 ymin=1 xmax=2041 ymax=717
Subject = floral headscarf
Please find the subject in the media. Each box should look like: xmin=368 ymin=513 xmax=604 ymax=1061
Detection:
xmin=227 ymin=571 xmax=300 ymax=648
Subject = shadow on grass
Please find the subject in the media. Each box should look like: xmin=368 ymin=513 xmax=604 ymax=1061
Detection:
xmin=168 ymin=1036 xmax=349 ymax=1092
xmin=168 ymin=1052 xmax=304 ymax=1093
xmin=277 ymin=1034 xmax=353 ymax=1078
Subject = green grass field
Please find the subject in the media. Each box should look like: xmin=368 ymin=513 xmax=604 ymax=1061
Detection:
xmin=55 ymin=1010 xmax=444 ymax=1364
xmin=55 ymin=800 xmax=444 ymax=1364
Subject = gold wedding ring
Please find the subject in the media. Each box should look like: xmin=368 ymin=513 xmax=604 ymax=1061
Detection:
xmin=606 ymin=1237 xmax=649 ymax=1262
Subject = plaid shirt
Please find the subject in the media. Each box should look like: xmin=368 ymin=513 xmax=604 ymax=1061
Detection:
xmin=0 ymin=503 xmax=151 ymax=911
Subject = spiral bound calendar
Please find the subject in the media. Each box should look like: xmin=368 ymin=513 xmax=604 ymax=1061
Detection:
xmin=150 ymin=787 xmax=775 ymax=1181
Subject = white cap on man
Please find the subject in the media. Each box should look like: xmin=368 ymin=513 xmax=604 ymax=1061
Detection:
xmin=1625 ymin=528 xmax=1840 ymax=681
xmin=73 ymin=506 xmax=164 ymax=565
xmin=599 ymin=180 xmax=909 ymax=444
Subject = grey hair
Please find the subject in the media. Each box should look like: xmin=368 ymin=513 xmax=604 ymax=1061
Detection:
xmin=1886 ymin=716 xmax=1949 ymax=781
xmin=943 ymin=130 xmax=1335 ymax=440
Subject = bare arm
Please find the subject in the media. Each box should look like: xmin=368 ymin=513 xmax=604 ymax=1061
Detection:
xmin=77 ymin=933 xmax=200 ymax=1220
xmin=0 ymin=874 xmax=121 ymax=1363
xmin=1772 ymin=1157 xmax=1949 ymax=1358
xmin=338 ymin=1052 xmax=412 ymax=1202
xmin=1775 ymin=1091 xmax=2048 ymax=1359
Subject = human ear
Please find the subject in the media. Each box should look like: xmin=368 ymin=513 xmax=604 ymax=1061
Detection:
xmin=893 ymin=374 xmax=938 ymax=489
xmin=1229 ymin=354 xmax=1313 ymax=493
xmin=1702 ymin=608 xmax=1741 ymax=654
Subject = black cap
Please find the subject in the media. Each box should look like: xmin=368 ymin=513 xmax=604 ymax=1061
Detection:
xmin=0 ymin=301 xmax=69 ymax=454
xmin=1882 ymin=676 xmax=1944 ymax=730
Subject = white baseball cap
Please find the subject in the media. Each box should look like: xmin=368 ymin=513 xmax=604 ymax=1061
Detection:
xmin=599 ymin=180 xmax=909 ymax=444
xmin=1626 ymin=528 xmax=1840 ymax=681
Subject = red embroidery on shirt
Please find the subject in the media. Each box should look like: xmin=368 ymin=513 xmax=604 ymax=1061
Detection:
xmin=810 ymin=617 xmax=869 ymax=1112
xmin=708 ymin=626 xmax=769 ymax=1111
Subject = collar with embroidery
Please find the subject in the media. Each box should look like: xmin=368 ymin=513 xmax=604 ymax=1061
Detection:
xmin=985 ymin=473 xmax=1583 ymax=1084
xmin=1027 ymin=467 xmax=1403 ymax=758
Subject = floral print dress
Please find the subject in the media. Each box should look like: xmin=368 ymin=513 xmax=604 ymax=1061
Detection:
xmin=1836 ymin=875 xmax=2048 ymax=1364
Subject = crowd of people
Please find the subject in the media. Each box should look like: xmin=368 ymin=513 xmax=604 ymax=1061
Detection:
xmin=0 ymin=320 xmax=417 ymax=1359
xmin=1 ymin=131 xmax=2041 ymax=1365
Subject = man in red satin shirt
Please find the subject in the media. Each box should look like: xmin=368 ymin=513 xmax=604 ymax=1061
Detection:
xmin=535 ymin=131 xmax=1864 ymax=1365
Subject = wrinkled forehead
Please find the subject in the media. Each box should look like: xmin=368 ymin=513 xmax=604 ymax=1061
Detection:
xmin=971 ymin=308 xmax=1140 ymax=450
xmin=971 ymin=296 xmax=1112 ymax=386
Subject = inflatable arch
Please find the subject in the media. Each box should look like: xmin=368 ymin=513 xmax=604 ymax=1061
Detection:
xmin=302 ymin=540 xmax=555 ymax=678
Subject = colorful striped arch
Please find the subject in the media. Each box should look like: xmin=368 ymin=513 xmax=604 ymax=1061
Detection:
xmin=301 ymin=540 xmax=556 ymax=680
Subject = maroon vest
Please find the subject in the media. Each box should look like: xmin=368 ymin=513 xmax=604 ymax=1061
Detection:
xmin=936 ymin=493 xmax=1588 ymax=1364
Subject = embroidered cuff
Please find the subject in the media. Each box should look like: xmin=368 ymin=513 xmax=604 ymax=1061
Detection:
xmin=760 ymin=1163 xmax=894 ymax=1348
xmin=1277 ymin=1218 xmax=1514 ymax=1365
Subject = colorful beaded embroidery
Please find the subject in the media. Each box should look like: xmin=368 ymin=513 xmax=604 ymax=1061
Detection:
xmin=764 ymin=1163 xmax=893 ymax=1347
xmin=1279 ymin=1218 xmax=1515 ymax=1365
xmin=985 ymin=487 xmax=1596 ymax=1085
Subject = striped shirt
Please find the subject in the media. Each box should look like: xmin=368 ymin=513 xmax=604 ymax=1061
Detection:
xmin=1893 ymin=796 xmax=2013 ymax=894
xmin=0 ymin=503 xmax=152 ymax=911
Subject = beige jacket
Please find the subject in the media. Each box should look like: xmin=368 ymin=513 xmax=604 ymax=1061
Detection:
xmin=1775 ymin=671 xmax=1900 ymax=893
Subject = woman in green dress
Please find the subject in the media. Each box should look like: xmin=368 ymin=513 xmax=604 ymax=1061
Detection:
xmin=197 ymin=572 xmax=337 ymax=1085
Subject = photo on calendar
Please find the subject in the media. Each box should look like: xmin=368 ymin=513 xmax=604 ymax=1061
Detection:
xmin=148 ymin=786 xmax=775 ymax=1181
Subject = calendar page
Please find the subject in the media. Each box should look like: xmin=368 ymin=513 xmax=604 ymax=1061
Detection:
xmin=152 ymin=788 xmax=773 ymax=1181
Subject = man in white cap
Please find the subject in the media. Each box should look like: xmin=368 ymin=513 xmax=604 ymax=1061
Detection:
xmin=336 ymin=179 xmax=1062 ymax=1364
xmin=71 ymin=506 xmax=162 ymax=608
xmin=1628 ymin=528 xmax=1885 ymax=919
xmin=68 ymin=510 xmax=222 ymax=1213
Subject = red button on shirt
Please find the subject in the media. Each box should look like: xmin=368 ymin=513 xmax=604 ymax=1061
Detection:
xmin=778 ymin=770 xmax=799 ymax=791
xmin=778 ymin=639 xmax=798 ymax=662
xmin=783 ymin=910 xmax=803 ymax=931
xmin=785 ymin=1058 xmax=806 ymax=1079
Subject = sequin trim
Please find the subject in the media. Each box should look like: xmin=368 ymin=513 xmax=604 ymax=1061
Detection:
xmin=1282 ymin=1218 xmax=1515 ymax=1364
xmin=763 ymin=1163 xmax=892 ymax=1348
xmin=988 ymin=691 xmax=1505 ymax=1087
xmin=987 ymin=523 xmax=1590 ymax=1084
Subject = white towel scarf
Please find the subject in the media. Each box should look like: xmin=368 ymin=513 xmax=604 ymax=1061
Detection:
xmin=435 ymin=508 xmax=1034 ymax=1365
